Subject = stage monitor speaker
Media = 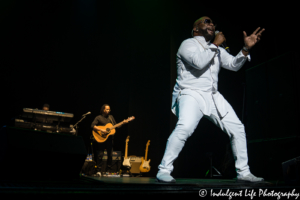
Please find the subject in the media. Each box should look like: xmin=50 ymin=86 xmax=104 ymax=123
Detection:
xmin=98 ymin=151 xmax=121 ymax=172
xmin=0 ymin=126 xmax=87 ymax=180
xmin=100 ymin=151 xmax=121 ymax=160
xmin=110 ymin=151 xmax=121 ymax=172
xmin=110 ymin=160 xmax=121 ymax=173
xmin=129 ymin=155 xmax=142 ymax=174
xmin=282 ymin=156 xmax=300 ymax=185
xmin=112 ymin=151 xmax=121 ymax=160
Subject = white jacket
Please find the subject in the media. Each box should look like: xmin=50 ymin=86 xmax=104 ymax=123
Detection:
xmin=172 ymin=36 xmax=250 ymax=118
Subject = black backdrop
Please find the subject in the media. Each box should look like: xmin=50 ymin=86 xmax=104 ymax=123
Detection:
xmin=1 ymin=0 xmax=297 ymax=178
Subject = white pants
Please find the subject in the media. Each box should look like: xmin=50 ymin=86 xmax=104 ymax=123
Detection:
xmin=158 ymin=93 xmax=250 ymax=176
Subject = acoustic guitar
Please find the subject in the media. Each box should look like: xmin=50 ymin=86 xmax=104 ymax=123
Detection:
xmin=92 ymin=116 xmax=135 ymax=143
xmin=122 ymin=136 xmax=131 ymax=167
xmin=139 ymin=140 xmax=151 ymax=172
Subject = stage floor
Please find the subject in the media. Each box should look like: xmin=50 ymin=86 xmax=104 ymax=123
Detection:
xmin=1 ymin=175 xmax=299 ymax=198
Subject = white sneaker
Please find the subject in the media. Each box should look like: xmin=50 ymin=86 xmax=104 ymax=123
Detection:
xmin=156 ymin=171 xmax=176 ymax=183
xmin=237 ymin=173 xmax=264 ymax=182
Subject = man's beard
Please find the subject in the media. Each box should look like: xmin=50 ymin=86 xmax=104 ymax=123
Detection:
xmin=203 ymin=29 xmax=214 ymax=41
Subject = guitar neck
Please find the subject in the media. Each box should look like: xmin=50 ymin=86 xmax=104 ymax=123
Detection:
xmin=124 ymin=143 xmax=128 ymax=159
xmin=110 ymin=121 xmax=124 ymax=130
xmin=145 ymin=148 xmax=148 ymax=160
xmin=109 ymin=116 xmax=134 ymax=130
xmin=124 ymin=136 xmax=130 ymax=159
xmin=145 ymin=142 xmax=150 ymax=160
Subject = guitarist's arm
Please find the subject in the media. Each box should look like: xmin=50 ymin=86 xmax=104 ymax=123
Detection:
xmin=93 ymin=126 xmax=108 ymax=134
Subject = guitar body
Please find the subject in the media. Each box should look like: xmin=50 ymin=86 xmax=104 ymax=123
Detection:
xmin=123 ymin=158 xmax=131 ymax=167
xmin=92 ymin=123 xmax=116 ymax=143
xmin=139 ymin=157 xmax=151 ymax=172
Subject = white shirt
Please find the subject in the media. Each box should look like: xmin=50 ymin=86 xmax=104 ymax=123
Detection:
xmin=172 ymin=36 xmax=250 ymax=117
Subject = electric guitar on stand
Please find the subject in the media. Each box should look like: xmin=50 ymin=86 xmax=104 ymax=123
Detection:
xmin=92 ymin=116 xmax=135 ymax=143
xmin=123 ymin=136 xmax=131 ymax=167
xmin=139 ymin=140 xmax=151 ymax=173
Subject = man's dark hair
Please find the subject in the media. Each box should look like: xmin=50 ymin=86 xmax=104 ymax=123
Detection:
xmin=100 ymin=104 xmax=110 ymax=114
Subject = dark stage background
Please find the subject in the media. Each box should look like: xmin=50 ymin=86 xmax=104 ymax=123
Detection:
xmin=1 ymin=0 xmax=298 ymax=179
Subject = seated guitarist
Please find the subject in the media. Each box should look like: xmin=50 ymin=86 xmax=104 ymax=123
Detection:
xmin=91 ymin=104 xmax=117 ymax=175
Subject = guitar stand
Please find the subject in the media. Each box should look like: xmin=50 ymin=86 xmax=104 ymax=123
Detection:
xmin=134 ymin=173 xmax=142 ymax=177
xmin=205 ymin=152 xmax=222 ymax=178
xmin=122 ymin=166 xmax=133 ymax=177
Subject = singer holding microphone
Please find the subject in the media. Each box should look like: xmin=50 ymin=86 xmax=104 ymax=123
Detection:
xmin=156 ymin=16 xmax=265 ymax=183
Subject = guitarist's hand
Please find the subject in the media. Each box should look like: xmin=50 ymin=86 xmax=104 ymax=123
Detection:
xmin=123 ymin=120 xmax=129 ymax=124
xmin=94 ymin=126 xmax=108 ymax=134
xmin=99 ymin=129 xmax=108 ymax=134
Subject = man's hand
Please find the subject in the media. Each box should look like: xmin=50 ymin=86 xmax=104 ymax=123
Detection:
xmin=213 ymin=31 xmax=226 ymax=47
xmin=243 ymin=27 xmax=265 ymax=49
xmin=99 ymin=129 xmax=108 ymax=134
xmin=94 ymin=126 xmax=108 ymax=134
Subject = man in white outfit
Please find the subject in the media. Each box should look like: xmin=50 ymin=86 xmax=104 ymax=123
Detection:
xmin=156 ymin=16 xmax=265 ymax=183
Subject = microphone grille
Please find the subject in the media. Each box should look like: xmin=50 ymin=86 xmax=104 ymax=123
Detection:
xmin=215 ymin=30 xmax=219 ymax=35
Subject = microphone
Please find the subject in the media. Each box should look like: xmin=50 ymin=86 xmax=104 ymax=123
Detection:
xmin=82 ymin=111 xmax=91 ymax=116
xmin=215 ymin=30 xmax=230 ymax=53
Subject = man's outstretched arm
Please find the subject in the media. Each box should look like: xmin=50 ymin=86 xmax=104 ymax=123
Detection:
xmin=220 ymin=27 xmax=265 ymax=71
xmin=242 ymin=27 xmax=265 ymax=56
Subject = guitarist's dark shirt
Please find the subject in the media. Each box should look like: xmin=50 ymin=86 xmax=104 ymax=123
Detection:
xmin=91 ymin=114 xmax=116 ymax=128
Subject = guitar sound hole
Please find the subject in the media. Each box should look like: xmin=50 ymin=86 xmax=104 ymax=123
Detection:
xmin=106 ymin=128 xmax=110 ymax=133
